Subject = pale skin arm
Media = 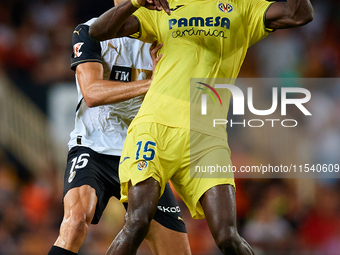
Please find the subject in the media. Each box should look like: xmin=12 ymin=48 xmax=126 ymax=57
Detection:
xmin=77 ymin=62 xmax=150 ymax=107
xmin=77 ymin=41 xmax=162 ymax=108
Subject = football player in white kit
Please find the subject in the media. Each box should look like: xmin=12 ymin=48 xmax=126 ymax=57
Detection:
xmin=47 ymin=5 xmax=191 ymax=255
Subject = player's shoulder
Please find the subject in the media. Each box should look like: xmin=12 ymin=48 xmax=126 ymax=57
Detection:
xmin=83 ymin=18 xmax=98 ymax=27
xmin=73 ymin=18 xmax=124 ymax=46
xmin=73 ymin=18 xmax=97 ymax=37
xmin=71 ymin=18 xmax=103 ymax=70
xmin=75 ymin=18 xmax=98 ymax=28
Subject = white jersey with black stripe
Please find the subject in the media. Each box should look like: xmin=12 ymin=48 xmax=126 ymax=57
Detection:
xmin=68 ymin=18 xmax=152 ymax=156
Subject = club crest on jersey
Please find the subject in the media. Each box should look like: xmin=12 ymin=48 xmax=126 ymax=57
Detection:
xmin=73 ymin=42 xmax=84 ymax=58
xmin=218 ymin=3 xmax=233 ymax=13
xmin=68 ymin=171 xmax=76 ymax=183
xmin=137 ymin=160 xmax=148 ymax=171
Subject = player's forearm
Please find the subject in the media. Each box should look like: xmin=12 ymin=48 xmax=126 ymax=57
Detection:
xmin=83 ymin=79 xmax=150 ymax=107
xmin=89 ymin=0 xmax=138 ymax=41
xmin=266 ymin=0 xmax=314 ymax=29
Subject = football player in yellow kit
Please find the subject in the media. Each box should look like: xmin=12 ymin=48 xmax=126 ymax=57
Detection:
xmin=89 ymin=0 xmax=313 ymax=254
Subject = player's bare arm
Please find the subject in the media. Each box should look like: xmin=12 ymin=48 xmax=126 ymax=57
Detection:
xmin=76 ymin=41 xmax=162 ymax=108
xmin=89 ymin=0 xmax=170 ymax=41
xmin=76 ymin=63 xmax=150 ymax=107
xmin=265 ymin=0 xmax=313 ymax=29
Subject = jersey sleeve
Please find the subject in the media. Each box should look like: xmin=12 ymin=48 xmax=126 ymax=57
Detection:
xmin=70 ymin=24 xmax=102 ymax=71
xmin=247 ymin=0 xmax=275 ymax=47
xmin=129 ymin=8 xmax=158 ymax=43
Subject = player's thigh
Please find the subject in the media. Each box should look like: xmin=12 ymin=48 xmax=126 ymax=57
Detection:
xmin=153 ymin=182 xmax=187 ymax=233
xmin=63 ymin=146 xmax=121 ymax=224
xmin=144 ymin=183 xmax=190 ymax=254
xmin=123 ymin=182 xmax=186 ymax=232
xmin=172 ymin=133 xmax=235 ymax=219
xmin=145 ymin=220 xmax=191 ymax=255
xmin=199 ymin=184 xmax=237 ymax=233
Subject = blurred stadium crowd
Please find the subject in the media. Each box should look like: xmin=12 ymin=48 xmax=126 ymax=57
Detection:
xmin=0 ymin=0 xmax=340 ymax=254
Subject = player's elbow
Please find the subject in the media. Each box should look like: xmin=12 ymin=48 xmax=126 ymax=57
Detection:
xmin=294 ymin=12 xmax=313 ymax=26
xmin=83 ymin=94 xmax=100 ymax=108
xmin=83 ymin=98 xmax=97 ymax=108
xmin=290 ymin=6 xmax=314 ymax=27
xmin=304 ymin=11 xmax=314 ymax=25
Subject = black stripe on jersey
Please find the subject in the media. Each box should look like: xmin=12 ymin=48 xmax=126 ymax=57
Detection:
xmin=71 ymin=24 xmax=102 ymax=71
xmin=75 ymin=98 xmax=83 ymax=112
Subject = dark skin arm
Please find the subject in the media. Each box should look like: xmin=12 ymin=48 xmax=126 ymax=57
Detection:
xmin=89 ymin=0 xmax=170 ymax=41
xmin=89 ymin=0 xmax=313 ymax=42
xmin=265 ymin=0 xmax=314 ymax=29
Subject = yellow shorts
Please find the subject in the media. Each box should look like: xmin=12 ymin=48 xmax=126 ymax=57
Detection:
xmin=119 ymin=122 xmax=235 ymax=219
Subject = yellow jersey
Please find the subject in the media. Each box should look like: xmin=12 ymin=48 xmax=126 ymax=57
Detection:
xmin=130 ymin=0 xmax=273 ymax=138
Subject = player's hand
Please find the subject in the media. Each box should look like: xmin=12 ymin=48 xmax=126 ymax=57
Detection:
xmin=150 ymin=41 xmax=163 ymax=80
xmin=138 ymin=0 xmax=171 ymax=15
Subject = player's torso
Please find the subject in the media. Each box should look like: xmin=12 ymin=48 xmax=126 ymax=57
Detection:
xmin=155 ymin=0 xmax=249 ymax=84
xmin=99 ymin=37 xmax=152 ymax=122
xmin=101 ymin=37 xmax=153 ymax=83
xmin=70 ymin=36 xmax=152 ymax=155
xmin=132 ymin=0 xmax=251 ymax=132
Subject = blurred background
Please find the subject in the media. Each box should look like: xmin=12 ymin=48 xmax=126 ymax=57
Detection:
xmin=0 ymin=0 xmax=340 ymax=254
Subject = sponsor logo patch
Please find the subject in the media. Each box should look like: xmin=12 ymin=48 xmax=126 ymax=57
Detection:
xmin=157 ymin=205 xmax=181 ymax=213
xmin=73 ymin=42 xmax=84 ymax=58
xmin=170 ymin=5 xmax=184 ymax=11
xmin=68 ymin=171 xmax=76 ymax=183
xmin=137 ymin=160 xmax=148 ymax=171
xmin=218 ymin=3 xmax=233 ymax=13
xmin=73 ymin=28 xmax=82 ymax=35
xmin=110 ymin=65 xmax=132 ymax=82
